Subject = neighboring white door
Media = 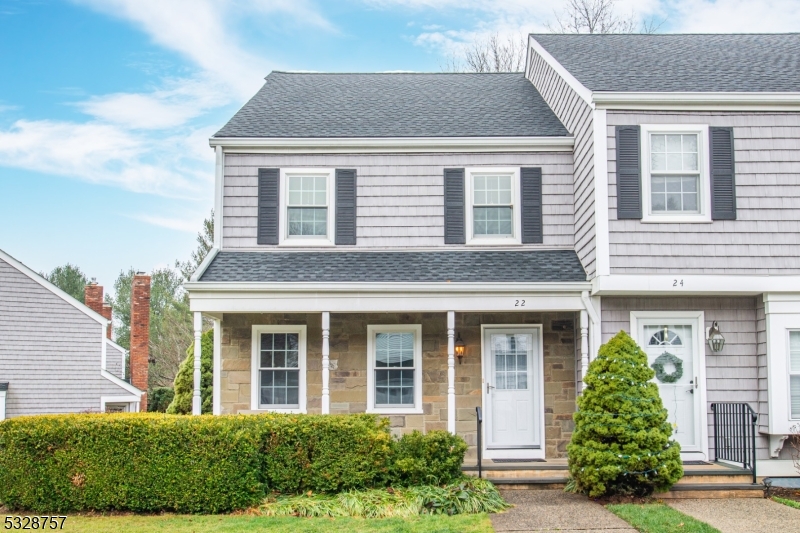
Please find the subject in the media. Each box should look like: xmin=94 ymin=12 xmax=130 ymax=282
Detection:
xmin=638 ymin=319 xmax=705 ymax=457
xmin=483 ymin=327 xmax=542 ymax=458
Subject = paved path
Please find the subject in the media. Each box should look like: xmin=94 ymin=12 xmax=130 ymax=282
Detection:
xmin=491 ymin=490 xmax=638 ymax=532
xmin=669 ymin=498 xmax=800 ymax=533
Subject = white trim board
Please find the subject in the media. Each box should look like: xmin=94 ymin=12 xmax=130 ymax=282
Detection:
xmin=593 ymin=91 xmax=800 ymax=111
xmin=366 ymin=324 xmax=424 ymax=415
xmin=592 ymin=109 xmax=609 ymax=277
xmin=100 ymin=395 xmax=141 ymax=413
xmin=593 ymin=275 xmax=800 ymax=296
xmin=209 ymin=136 xmax=575 ymax=154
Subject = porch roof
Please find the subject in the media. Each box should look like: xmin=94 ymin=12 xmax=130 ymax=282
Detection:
xmin=197 ymin=250 xmax=586 ymax=284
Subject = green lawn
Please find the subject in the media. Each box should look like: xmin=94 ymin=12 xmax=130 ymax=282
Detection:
xmin=45 ymin=513 xmax=493 ymax=533
xmin=606 ymin=503 xmax=720 ymax=533
xmin=772 ymin=496 xmax=800 ymax=510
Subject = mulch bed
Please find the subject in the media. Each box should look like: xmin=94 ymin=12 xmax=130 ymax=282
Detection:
xmin=769 ymin=487 xmax=800 ymax=502
xmin=591 ymin=494 xmax=659 ymax=505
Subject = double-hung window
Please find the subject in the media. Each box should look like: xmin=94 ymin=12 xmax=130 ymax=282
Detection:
xmin=251 ymin=325 xmax=307 ymax=413
xmin=465 ymin=168 xmax=521 ymax=244
xmin=790 ymin=331 xmax=800 ymax=419
xmin=367 ymin=325 xmax=423 ymax=414
xmin=280 ymin=169 xmax=335 ymax=245
xmin=641 ymin=125 xmax=711 ymax=223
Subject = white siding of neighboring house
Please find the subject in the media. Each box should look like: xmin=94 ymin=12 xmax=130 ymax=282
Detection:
xmin=105 ymin=340 xmax=125 ymax=380
xmin=221 ymin=152 xmax=575 ymax=249
xmin=0 ymin=257 xmax=133 ymax=417
xmin=607 ymin=111 xmax=800 ymax=274
xmin=526 ymin=45 xmax=596 ymax=278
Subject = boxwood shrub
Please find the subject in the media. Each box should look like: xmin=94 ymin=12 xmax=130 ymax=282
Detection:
xmin=0 ymin=413 xmax=467 ymax=513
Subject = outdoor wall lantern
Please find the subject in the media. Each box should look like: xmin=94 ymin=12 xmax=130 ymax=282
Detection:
xmin=454 ymin=333 xmax=466 ymax=364
xmin=706 ymin=321 xmax=725 ymax=352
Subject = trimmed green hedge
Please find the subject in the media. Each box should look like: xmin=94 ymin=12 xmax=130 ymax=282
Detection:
xmin=0 ymin=413 xmax=467 ymax=513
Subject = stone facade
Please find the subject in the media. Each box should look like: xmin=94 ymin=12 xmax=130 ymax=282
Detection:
xmin=219 ymin=311 xmax=577 ymax=459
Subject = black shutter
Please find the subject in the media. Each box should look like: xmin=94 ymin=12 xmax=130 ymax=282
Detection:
xmin=615 ymin=125 xmax=642 ymax=219
xmin=257 ymin=168 xmax=279 ymax=245
xmin=335 ymin=169 xmax=357 ymax=245
xmin=710 ymin=127 xmax=737 ymax=220
xmin=520 ymin=167 xmax=543 ymax=244
xmin=444 ymin=168 xmax=465 ymax=244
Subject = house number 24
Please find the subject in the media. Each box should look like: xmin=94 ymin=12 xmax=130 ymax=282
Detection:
xmin=673 ymin=279 xmax=684 ymax=287
xmin=515 ymin=299 xmax=526 ymax=307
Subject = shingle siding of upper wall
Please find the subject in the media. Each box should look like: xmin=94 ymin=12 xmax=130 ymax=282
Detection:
xmin=106 ymin=342 xmax=125 ymax=380
xmin=222 ymin=153 xmax=575 ymax=249
xmin=601 ymin=296 xmax=769 ymax=459
xmin=0 ymin=258 xmax=130 ymax=417
xmin=526 ymin=46 xmax=596 ymax=278
xmin=607 ymin=111 xmax=800 ymax=274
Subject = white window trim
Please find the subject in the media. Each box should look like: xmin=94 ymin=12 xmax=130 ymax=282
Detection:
xmin=279 ymin=168 xmax=336 ymax=247
xmin=250 ymin=325 xmax=307 ymax=413
xmin=100 ymin=395 xmax=141 ymax=413
xmin=640 ymin=124 xmax=712 ymax=224
xmin=464 ymin=167 xmax=522 ymax=246
xmin=788 ymin=330 xmax=800 ymax=421
xmin=366 ymin=324 xmax=424 ymax=415
xmin=629 ymin=310 xmax=709 ymax=459
xmin=0 ymin=389 xmax=6 ymax=420
xmin=764 ymin=294 xmax=800 ymax=433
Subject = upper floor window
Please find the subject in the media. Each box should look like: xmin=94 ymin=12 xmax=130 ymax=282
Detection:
xmin=280 ymin=169 xmax=335 ymax=246
xmin=465 ymin=167 xmax=521 ymax=245
xmin=641 ymin=125 xmax=711 ymax=223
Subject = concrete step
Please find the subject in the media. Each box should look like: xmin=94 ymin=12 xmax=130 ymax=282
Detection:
xmin=486 ymin=477 xmax=569 ymax=490
xmin=675 ymin=471 xmax=754 ymax=485
xmin=657 ymin=483 xmax=764 ymax=499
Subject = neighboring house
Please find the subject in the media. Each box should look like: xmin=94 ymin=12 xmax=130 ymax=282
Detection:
xmin=185 ymin=34 xmax=800 ymax=477
xmin=0 ymin=248 xmax=143 ymax=417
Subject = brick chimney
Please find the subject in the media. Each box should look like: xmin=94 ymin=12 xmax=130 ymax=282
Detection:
xmin=85 ymin=281 xmax=113 ymax=339
xmin=130 ymin=273 xmax=151 ymax=411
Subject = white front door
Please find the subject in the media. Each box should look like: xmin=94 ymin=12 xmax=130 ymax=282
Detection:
xmin=638 ymin=318 xmax=705 ymax=457
xmin=483 ymin=327 xmax=542 ymax=458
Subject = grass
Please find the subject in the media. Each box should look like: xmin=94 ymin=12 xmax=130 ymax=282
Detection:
xmin=43 ymin=513 xmax=493 ymax=533
xmin=606 ymin=503 xmax=720 ymax=533
xmin=772 ymin=495 xmax=800 ymax=510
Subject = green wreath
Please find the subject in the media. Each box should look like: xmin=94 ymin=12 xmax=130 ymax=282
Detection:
xmin=651 ymin=352 xmax=684 ymax=383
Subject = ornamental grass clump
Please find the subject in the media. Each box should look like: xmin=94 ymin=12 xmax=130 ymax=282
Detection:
xmin=567 ymin=331 xmax=682 ymax=497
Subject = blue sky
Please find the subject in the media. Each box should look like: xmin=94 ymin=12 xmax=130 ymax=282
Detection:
xmin=0 ymin=0 xmax=797 ymax=290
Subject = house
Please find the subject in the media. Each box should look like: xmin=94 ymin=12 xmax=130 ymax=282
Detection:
xmin=0 ymin=248 xmax=146 ymax=417
xmin=185 ymin=33 xmax=800 ymax=479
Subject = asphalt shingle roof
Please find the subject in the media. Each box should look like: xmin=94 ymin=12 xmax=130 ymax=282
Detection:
xmin=532 ymin=33 xmax=800 ymax=93
xmin=199 ymin=250 xmax=586 ymax=283
xmin=214 ymin=72 xmax=569 ymax=138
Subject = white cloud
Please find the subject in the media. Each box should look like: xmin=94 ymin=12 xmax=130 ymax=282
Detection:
xmin=131 ymin=214 xmax=201 ymax=233
xmin=668 ymin=0 xmax=800 ymax=32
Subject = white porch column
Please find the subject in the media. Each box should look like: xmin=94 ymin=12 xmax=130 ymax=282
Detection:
xmin=447 ymin=311 xmax=456 ymax=434
xmin=579 ymin=309 xmax=589 ymax=393
xmin=321 ymin=312 xmax=331 ymax=414
xmin=212 ymin=318 xmax=222 ymax=415
xmin=192 ymin=312 xmax=203 ymax=415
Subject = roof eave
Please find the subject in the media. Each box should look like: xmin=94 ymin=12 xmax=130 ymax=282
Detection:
xmin=593 ymin=91 xmax=800 ymax=111
xmin=185 ymin=281 xmax=592 ymax=294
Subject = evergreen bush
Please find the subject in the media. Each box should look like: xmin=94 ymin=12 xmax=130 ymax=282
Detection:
xmin=391 ymin=430 xmax=468 ymax=486
xmin=567 ymin=331 xmax=682 ymax=497
xmin=148 ymin=387 xmax=174 ymax=412
xmin=167 ymin=329 xmax=213 ymax=414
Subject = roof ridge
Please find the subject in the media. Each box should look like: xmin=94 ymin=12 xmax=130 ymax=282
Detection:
xmin=530 ymin=32 xmax=800 ymax=36
xmin=268 ymin=71 xmax=524 ymax=75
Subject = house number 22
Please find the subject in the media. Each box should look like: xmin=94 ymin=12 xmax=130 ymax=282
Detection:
xmin=515 ymin=299 xmax=526 ymax=307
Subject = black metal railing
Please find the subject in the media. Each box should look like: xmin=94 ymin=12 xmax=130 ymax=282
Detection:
xmin=476 ymin=406 xmax=483 ymax=479
xmin=711 ymin=402 xmax=758 ymax=484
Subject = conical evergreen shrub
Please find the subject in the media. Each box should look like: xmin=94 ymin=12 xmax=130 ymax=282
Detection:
xmin=167 ymin=329 xmax=213 ymax=414
xmin=567 ymin=331 xmax=682 ymax=497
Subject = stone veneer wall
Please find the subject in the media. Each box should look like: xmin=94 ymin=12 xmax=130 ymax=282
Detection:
xmin=219 ymin=312 xmax=577 ymax=459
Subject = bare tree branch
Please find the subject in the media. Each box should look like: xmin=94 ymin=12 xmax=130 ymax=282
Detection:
xmin=545 ymin=0 xmax=645 ymax=34
xmin=443 ymin=33 xmax=526 ymax=73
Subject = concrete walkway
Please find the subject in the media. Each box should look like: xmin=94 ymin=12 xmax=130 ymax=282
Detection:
xmin=491 ymin=490 xmax=638 ymax=533
xmin=669 ymin=498 xmax=800 ymax=533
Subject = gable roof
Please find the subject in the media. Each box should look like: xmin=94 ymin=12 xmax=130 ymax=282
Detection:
xmin=198 ymin=250 xmax=587 ymax=283
xmin=214 ymin=72 xmax=569 ymax=138
xmin=531 ymin=33 xmax=800 ymax=93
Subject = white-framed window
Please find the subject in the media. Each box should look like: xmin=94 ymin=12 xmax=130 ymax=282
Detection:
xmin=465 ymin=167 xmax=521 ymax=245
xmin=640 ymin=124 xmax=712 ymax=223
xmin=366 ymin=324 xmax=423 ymax=414
xmin=250 ymin=325 xmax=307 ymax=413
xmin=789 ymin=330 xmax=800 ymax=419
xmin=279 ymin=168 xmax=335 ymax=246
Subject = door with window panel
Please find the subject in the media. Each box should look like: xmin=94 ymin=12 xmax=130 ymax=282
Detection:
xmin=484 ymin=328 xmax=540 ymax=453
xmin=473 ymin=174 xmax=513 ymax=237
xmin=287 ymin=175 xmax=328 ymax=237
xmin=259 ymin=333 xmax=300 ymax=408
xmin=649 ymin=133 xmax=701 ymax=214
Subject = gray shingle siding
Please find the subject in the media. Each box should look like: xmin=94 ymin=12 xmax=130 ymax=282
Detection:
xmin=105 ymin=341 xmax=125 ymax=380
xmin=531 ymin=33 xmax=800 ymax=93
xmin=199 ymin=250 xmax=587 ymax=283
xmin=607 ymin=111 xmax=800 ymax=274
xmin=214 ymin=72 xmax=569 ymax=138
xmin=0 ymin=256 xmax=133 ymax=417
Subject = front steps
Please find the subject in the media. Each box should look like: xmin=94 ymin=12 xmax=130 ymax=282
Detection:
xmin=463 ymin=460 xmax=763 ymax=498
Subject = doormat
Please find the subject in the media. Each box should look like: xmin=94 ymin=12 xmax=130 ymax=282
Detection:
xmin=491 ymin=458 xmax=546 ymax=463
xmin=682 ymin=461 xmax=711 ymax=466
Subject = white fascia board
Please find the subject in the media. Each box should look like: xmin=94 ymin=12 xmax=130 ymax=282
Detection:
xmin=593 ymin=92 xmax=800 ymax=111
xmin=209 ymin=136 xmax=575 ymax=154
xmin=101 ymin=370 xmax=143 ymax=397
xmin=213 ymin=146 xmax=224 ymax=248
xmin=189 ymin=247 xmax=219 ymax=282
xmin=593 ymin=274 xmax=800 ymax=296
xmin=527 ymin=35 xmax=593 ymax=106
xmin=185 ymin=281 xmax=591 ymax=294
xmin=0 ymin=247 xmax=108 ymax=327
xmin=592 ymin=109 xmax=609 ymax=277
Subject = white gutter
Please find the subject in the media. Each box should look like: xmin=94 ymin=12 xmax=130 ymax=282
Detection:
xmin=184 ymin=281 xmax=592 ymax=294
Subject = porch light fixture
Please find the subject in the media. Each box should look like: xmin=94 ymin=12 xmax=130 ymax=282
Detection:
xmin=706 ymin=321 xmax=725 ymax=352
xmin=454 ymin=333 xmax=466 ymax=364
